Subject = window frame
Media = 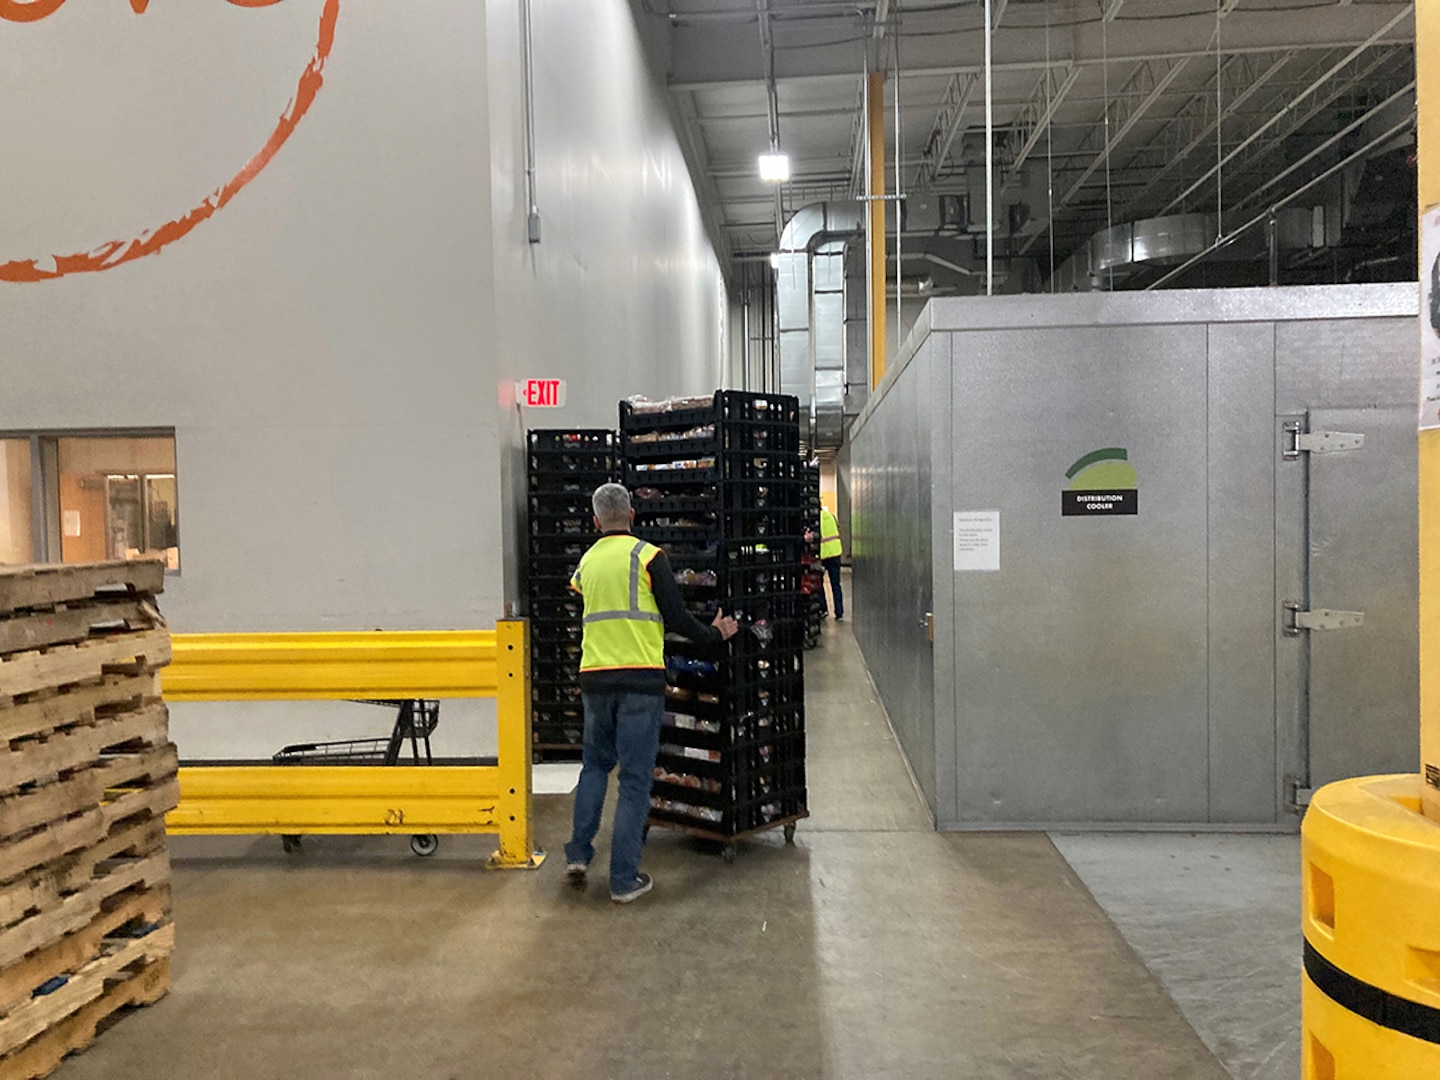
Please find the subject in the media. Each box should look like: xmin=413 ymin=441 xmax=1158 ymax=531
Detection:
xmin=0 ymin=428 xmax=180 ymax=572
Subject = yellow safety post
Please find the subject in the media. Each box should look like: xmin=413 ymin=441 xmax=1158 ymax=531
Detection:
xmin=163 ymin=623 xmax=544 ymax=869
xmin=1303 ymin=777 xmax=1440 ymax=1076
xmin=490 ymin=619 xmax=540 ymax=869
xmin=1300 ymin=12 xmax=1440 ymax=1074
xmin=868 ymin=69 xmax=888 ymax=391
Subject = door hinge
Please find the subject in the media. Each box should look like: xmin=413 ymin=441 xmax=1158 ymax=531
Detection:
xmin=1282 ymin=422 xmax=1365 ymax=460
xmin=1285 ymin=774 xmax=1313 ymax=814
xmin=1283 ymin=601 xmax=1364 ymax=636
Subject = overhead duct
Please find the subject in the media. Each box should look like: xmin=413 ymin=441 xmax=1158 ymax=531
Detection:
xmin=779 ymin=199 xmax=973 ymax=448
xmin=776 ymin=202 xmax=865 ymax=448
xmin=1049 ymin=210 xmax=1330 ymax=292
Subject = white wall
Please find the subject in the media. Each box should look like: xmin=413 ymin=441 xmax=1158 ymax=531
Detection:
xmin=0 ymin=1 xmax=725 ymax=758
xmin=486 ymin=0 xmax=725 ymax=412
xmin=484 ymin=0 xmax=727 ymax=602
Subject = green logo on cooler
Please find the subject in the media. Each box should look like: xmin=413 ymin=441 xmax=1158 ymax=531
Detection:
xmin=1063 ymin=448 xmax=1138 ymax=516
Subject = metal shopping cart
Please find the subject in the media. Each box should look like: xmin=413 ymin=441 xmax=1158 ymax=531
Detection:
xmin=271 ymin=699 xmax=443 ymax=856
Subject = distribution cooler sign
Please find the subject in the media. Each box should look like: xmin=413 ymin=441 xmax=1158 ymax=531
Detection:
xmin=1422 ymin=205 xmax=1440 ymax=431
xmin=1062 ymin=447 xmax=1139 ymax=516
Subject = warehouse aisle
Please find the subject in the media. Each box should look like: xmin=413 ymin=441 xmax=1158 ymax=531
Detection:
xmin=59 ymin=609 xmax=1227 ymax=1080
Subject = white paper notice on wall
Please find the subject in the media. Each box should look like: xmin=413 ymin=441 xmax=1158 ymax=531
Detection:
xmin=63 ymin=510 xmax=81 ymax=538
xmin=954 ymin=511 xmax=1000 ymax=572
xmin=1421 ymin=204 xmax=1440 ymax=431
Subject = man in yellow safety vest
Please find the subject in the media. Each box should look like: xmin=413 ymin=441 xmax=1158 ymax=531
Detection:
xmin=564 ymin=483 xmax=738 ymax=903
xmin=814 ymin=505 xmax=844 ymax=621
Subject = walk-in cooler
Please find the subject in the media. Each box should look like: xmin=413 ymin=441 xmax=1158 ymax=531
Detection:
xmin=848 ymin=285 xmax=1420 ymax=829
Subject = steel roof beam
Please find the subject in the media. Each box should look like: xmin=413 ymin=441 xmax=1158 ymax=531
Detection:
xmin=1019 ymin=55 xmax=1191 ymax=254
xmin=1157 ymin=11 xmax=1413 ymax=216
xmin=912 ymin=0 xmax=1011 ymax=188
xmin=1213 ymin=48 xmax=1413 ymax=202
xmin=916 ymin=73 xmax=981 ymax=186
xmin=664 ymin=4 xmax=1414 ymax=89
xmin=1117 ymin=50 xmax=1297 ymax=219
xmin=999 ymin=65 xmax=1083 ymax=191
xmin=1230 ymin=79 xmax=1417 ymax=214
xmin=846 ymin=81 xmax=867 ymax=196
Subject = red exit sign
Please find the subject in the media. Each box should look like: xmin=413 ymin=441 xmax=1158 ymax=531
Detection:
xmin=519 ymin=379 xmax=566 ymax=408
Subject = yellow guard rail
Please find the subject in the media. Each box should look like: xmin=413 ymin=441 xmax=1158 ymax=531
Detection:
xmin=161 ymin=621 xmax=544 ymax=869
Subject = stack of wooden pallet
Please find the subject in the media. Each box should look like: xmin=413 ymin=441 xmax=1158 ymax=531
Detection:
xmin=0 ymin=561 xmax=177 ymax=1080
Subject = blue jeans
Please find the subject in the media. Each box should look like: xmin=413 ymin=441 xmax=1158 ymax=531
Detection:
xmin=564 ymin=690 xmax=664 ymax=893
xmin=820 ymin=556 xmax=843 ymax=617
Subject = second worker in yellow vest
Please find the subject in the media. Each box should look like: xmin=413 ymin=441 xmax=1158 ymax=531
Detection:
xmin=563 ymin=482 xmax=738 ymax=904
xmin=813 ymin=505 xmax=844 ymax=621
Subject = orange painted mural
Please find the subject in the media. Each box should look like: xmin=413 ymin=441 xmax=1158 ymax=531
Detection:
xmin=0 ymin=0 xmax=338 ymax=282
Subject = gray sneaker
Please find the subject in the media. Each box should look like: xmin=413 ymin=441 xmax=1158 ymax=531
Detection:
xmin=610 ymin=873 xmax=654 ymax=904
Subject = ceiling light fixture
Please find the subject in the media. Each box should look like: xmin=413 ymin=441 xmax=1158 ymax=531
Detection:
xmin=758 ymin=151 xmax=791 ymax=183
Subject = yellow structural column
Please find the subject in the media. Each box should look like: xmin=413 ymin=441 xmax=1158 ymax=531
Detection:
xmin=1421 ymin=0 xmax=1440 ymax=822
xmin=868 ymin=70 xmax=888 ymax=391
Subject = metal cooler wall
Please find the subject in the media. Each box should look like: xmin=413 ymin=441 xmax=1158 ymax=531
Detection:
xmin=850 ymin=285 xmax=1419 ymax=829
xmin=849 ymin=328 xmax=941 ymax=815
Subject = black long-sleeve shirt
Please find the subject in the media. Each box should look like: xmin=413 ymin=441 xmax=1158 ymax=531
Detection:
xmin=577 ymin=531 xmax=720 ymax=695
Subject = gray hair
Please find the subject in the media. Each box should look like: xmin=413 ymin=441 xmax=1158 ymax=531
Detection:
xmin=592 ymin=483 xmax=633 ymax=529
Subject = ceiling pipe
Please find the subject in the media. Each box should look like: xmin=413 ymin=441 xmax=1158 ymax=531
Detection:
xmin=520 ymin=0 xmax=541 ymax=244
xmin=984 ymin=0 xmax=994 ymax=294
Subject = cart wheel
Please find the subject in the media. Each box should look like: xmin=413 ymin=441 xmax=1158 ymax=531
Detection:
xmin=783 ymin=823 xmax=797 ymax=844
xmin=722 ymin=845 xmax=737 ymax=865
xmin=281 ymin=835 xmax=302 ymax=854
xmin=410 ymin=834 xmax=439 ymax=857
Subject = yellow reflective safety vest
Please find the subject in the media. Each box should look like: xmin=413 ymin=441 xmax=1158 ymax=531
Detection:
xmin=819 ymin=507 xmax=842 ymax=560
xmin=570 ymin=534 xmax=665 ymax=672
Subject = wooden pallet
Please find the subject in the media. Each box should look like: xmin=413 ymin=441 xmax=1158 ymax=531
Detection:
xmin=0 ymin=956 xmax=169 ymax=1080
xmin=0 ymin=631 xmax=171 ymax=702
xmin=0 ymin=815 xmax=107 ymax=896
xmin=0 ymin=851 xmax=170 ymax=973
xmin=2 ymin=702 xmax=169 ymax=795
xmin=0 ymin=563 xmax=164 ymax=619
xmin=0 ymin=777 xmax=106 ymax=846
xmin=100 ymin=779 xmax=179 ymax=834
xmin=0 ymin=819 xmax=166 ymax=934
xmin=0 ymin=601 xmax=160 ymax=660
xmin=0 ymin=675 xmax=158 ymax=749
xmin=1 ymin=744 xmax=178 ymax=844
xmin=0 ymin=564 xmax=174 ymax=1080
xmin=0 ymin=927 xmax=173 ymax=1058
xmin=0 ymin=924 xmax=173 ymax=1057
xmin=0 ymin=884 xmax=171 ymax=1019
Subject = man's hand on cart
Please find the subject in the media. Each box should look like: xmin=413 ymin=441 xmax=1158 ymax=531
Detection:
xmin=711 ymin=608 xmax=740 ymax=641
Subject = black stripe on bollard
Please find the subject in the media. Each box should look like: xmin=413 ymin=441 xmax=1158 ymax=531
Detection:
xmin=1305 ymin=939 xmax=1440 ymax=1045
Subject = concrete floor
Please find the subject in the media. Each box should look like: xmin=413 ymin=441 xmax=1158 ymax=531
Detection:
xmin=59 ymin=613 xmax=1235 ymax=1080
xmin=1052 ymin=833 xmax=1301 ymax=1080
